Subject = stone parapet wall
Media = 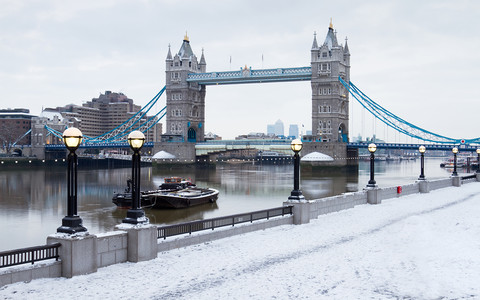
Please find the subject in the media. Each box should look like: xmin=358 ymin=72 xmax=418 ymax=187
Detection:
xmin=0 ymin=261 xmax=61 ymax=287
xmin=96 ymin=231 xmax=128 ymax=268
xmin=157 ymin=216 xmax=293 ymax=252
xmin=290 ymin=177 xmax=475 ymax=225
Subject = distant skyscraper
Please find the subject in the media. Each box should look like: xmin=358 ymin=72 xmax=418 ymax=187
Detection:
xmin=267 ymin=124 xmax=275 ymax=135
xmin=274 ymin=119 xmax=284 ymax=136
xmin=289 ymin=124 xmax=299 ymax=138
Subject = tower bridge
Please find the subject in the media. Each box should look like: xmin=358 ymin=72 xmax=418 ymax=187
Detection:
xmin=161 ymin=21 xmax=351 ymax=164
xmin=27 ymin=22 xmax=479 ymax=162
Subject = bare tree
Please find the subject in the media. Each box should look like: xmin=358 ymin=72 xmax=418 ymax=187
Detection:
xmin=0 ymin=122 xmax=29 ymax=154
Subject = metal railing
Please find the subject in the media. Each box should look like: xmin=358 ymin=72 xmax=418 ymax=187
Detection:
xmin=461 ymin=174 xmax=478 ymax=181
xmin=0 ymin=243 xmax=61 ymax=268
xmin=157 ymin=206 xmax=293 ymax=239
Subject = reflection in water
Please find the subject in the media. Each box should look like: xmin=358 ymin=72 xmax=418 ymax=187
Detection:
xmin=0 ymin=158 xmax=454 ymax=251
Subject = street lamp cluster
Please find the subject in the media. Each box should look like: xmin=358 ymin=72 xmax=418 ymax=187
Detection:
xmin=57 ymin=128 xmax=148 ymax=234
xmin=364 ymin=144 xmax=480 ymax=187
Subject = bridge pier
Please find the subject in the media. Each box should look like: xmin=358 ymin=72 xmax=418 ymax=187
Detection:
xmin=152 ymin=142 xmax=196 ymax=164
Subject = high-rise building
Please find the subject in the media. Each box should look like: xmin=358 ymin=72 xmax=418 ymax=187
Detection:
xmin=274 ymin=119 xmax=284 ymax=137
xmin=43 ymin=91 xmax=161 ymax=142
xmin=288 ymin=124 xmax=299 ymax=138
xmin=0 ymin=108 xmax=33 ymax=150
xmin=267 ymin=124 xmax=275 ymax=135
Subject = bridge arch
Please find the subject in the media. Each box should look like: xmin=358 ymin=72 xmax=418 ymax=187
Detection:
xmin=187 ymin=127 xmax=197 ymax=142
xmin=338 ymin=123 xmax=348 ymax=142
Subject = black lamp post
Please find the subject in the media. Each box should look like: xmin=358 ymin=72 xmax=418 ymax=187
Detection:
xmin=288 ymin=139 xmax=305 ymax=201
xmin=418 ymin=145 xmax=426 ymax=180
xmin=476 ymin=148 xmax=480 ymax=174
xmin=57 ymin=127 xmax=87 ymax=234
xmin=123 ymin=130 xmax=148 ymax=224
xmin=367 ymin=143 xmax=377 ymax=187
xmin=452 ymin=147 xmax=459 ymax=177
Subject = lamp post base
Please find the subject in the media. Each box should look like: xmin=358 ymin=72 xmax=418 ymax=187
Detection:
xmin=123 ymin=209 xmax=149 ymax=225
xmin=366 ymin=180 xmax=377 ymax=188
xmin=288 ymin=190 xmax=305 ymax=201
xmin=418 ymin=175 xmax=425 ymax=181
xmin=57 ymin=216 xmax=87 ymax=234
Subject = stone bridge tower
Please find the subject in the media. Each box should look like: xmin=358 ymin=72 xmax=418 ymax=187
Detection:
xmin=165 ymin=34 xmax=206 ymax=142
xmin=310 ymin=21 xmax=350 ymax=143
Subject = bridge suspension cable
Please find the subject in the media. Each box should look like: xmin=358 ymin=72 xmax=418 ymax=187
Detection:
xmin=43 ymin=86 xmax=167 ymax=145
xmin=83 ymin=86 xmax=166 ymax=143
xmin=339 ymin=77 xmax=480 ymax=145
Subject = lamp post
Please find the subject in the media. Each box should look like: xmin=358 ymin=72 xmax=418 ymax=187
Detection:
xmin=288 ymin=139 xmax=305 ymax=201
xmin=123 ymin=130 xmax=148 ymax=224
xmin=452 ymin=147 xmax=459 ymax=177
xmin=477 ymin=148 xmax=480 ymax=174
xmin=367 ymin=143 xmax=377 ymax=187
xmin=418 ymin=145 xmax=426 ymax=180
xmin=57 ymin=127 xmax=87 ymax=234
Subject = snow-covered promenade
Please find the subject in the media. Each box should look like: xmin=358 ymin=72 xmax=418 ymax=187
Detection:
xmin=1 ymin=183 xmax=480 ymax=299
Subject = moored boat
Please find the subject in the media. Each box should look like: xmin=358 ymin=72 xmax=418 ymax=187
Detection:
xmin=112 ymin=177 xmax=218 ymax=209
xmin=144 ymin=187 xmax=219 ymax=209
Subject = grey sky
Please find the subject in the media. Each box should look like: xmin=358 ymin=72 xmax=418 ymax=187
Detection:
xmin=1 ymin=0 xmax=479 ymax=141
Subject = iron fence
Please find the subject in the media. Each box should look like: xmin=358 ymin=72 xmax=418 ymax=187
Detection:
xmin=461 ymin=174 xmax=477 ymax=180
xmin=157 ymin=205 xmax=293 ymax=239
xmin=0 ymin=243 xmax=61 ymax=268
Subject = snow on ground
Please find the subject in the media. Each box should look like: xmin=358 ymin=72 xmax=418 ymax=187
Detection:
xmin=2 ymin=183 xmax=480 ymax=299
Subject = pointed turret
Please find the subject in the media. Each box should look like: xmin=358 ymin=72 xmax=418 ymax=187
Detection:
xmin=178 ymin=32 xmax=194 ymax=59
xmin=312 ymin=31 xmax=318 ymax=49
xmin=199 ymin=48 xmax=206 ymax=72
xmin=166 ymin=44 xmax=173 ymax=61
xmin=344 ymin=37 xmax=350 ymax=55
xmin=324 ymin=20 xmax=339 ymax=50
xmin=199 ymin=48 xmax=206 ymax=65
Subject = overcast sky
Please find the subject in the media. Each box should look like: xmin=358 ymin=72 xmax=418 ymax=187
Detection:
xmin=1 ymin=0 xmax=479 ymax=141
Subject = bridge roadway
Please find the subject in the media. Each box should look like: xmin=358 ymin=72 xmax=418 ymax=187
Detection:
xmin=45 ymin=140 xmax=478 ymax=156
xmin=45 ymin=142 xmax=154 ymax=149
xmin=349 ymin=142 xmax=480 ymax=152
xmin=187 ymin=66 xmax=312 ymax=85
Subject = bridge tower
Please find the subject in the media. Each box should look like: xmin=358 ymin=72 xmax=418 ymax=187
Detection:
xmin=165 ymin=34 xmax=207 ymax=142
xmin=310 ymin=21 xmax=350 ymax=143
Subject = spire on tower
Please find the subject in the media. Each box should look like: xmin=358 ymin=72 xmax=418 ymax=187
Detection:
xmin=200 ymin=48 xmax=206 ymax=65
xmin=184 ymin=31 xmax=189 ymax=42
xmin=329 ymin=18 xmax=333 ymax=29
xmin=166 ymin=44 xmax=173 ymax=60
xmin=344 ymin=37 xmax=350 ymax=55
xmin=312 ymin=31 xmax=319 ymax=49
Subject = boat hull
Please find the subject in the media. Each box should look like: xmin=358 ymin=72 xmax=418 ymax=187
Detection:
xmin=146 ymin=188 xmax=219 ymax=209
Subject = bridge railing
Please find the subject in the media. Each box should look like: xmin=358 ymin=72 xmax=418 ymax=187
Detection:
xmin=0 ymin=243 xmax=61 ymax=268
xmin=157 ymin=206 xmax=293 ymax=240
xmin=187 ymin=67 xmax=312 ymax=84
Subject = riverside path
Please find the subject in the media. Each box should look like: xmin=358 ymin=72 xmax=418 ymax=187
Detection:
xmin=1 ymin=183 xmax=480 ymax=299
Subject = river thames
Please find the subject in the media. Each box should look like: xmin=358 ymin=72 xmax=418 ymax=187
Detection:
xmin=0 ymin=158 xmax=455 ymax=251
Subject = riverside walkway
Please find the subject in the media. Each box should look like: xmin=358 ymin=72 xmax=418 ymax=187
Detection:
xmin=1 ymin=182 xmax=480 ymax=299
